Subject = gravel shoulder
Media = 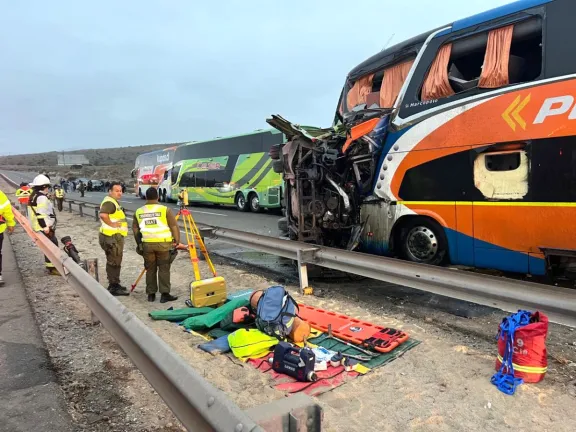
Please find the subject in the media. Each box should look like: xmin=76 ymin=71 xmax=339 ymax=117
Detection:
xmin=2 ymin=179 xmax=576 ymax=431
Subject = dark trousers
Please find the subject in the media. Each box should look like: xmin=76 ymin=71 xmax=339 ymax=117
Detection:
xmin=80 ymin=190 xmax=85 ymax=197
xmin=0 ymin=232 xmax=3 ymax=275
xmin=99 ymin=233 xmax=124 ymax=285
xmin=42 ymin=230 xmax=58 ymax=269
xmin=56 ymin=198 xmax=63 ymax=212
xmin=143 ymin=242 xmax=172 ymax=294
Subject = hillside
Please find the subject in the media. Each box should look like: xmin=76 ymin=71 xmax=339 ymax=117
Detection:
xmin=0 ymin=143 xmax=185 ymax=167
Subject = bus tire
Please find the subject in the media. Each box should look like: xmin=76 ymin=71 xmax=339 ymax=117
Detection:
xmin=138 ymin=188 xmax=144 ymax=199
xmin=248 ymin=193 xmax=262 ymax=213
xmin=269 ymin=144 xmax=282 ymax=160
xmin=278 ymin=217 xmax=288 ymax=232
xmin=272 ymin=159 xmax=284 ymax=174
xmin=235 ymin=193 xmax=250 ymax=212
xmin=399 ymin=217 xmax=448 ymax=266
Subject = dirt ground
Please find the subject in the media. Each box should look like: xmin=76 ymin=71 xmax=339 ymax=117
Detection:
xmin=3 ymin=181 xmax=576 ymax=431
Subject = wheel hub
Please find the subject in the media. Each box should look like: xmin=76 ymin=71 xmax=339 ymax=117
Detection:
xmin=238 ymin=196 xmax=245 ymax=207
xmin=406 ymin=226 xmax=438 ymax=261
xmin=251 ymin=196 xmax=259 ymax=210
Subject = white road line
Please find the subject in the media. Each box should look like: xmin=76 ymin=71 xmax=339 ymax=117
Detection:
xmin=190 ymin=210 xmax=227 ymax=217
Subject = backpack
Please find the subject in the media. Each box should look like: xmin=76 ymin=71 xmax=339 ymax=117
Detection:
xmin=255 ymin=286 xmax=299 ymax=340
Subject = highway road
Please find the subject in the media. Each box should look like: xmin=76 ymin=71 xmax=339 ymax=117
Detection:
xmin=0 ymin=170 xmax=282 ymax=237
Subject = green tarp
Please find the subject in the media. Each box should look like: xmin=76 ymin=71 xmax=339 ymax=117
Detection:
xmin=181 ymin=297 xmax=249 ymax=331
xmin=148 ymin=307 xmax=214 ymax=322
xmin=309 ymin=333 xmax=421 ymax=369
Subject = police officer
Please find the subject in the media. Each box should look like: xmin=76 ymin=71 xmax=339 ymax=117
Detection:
xmin=28 ymin=175 xmax=59 ymax=275
xmin=0 ymin=188 xmax=16 ymax=286
xmin=99 ymin=182 xmax=129 ymax=296
xmin=54 ymin=185 xmax=65 ymax=212
xmin=133 ymin=187 xmax=180 ymax=303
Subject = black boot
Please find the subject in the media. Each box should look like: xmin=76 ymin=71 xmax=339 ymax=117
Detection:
xmin=147 ymin=294 xmax=156 ymax=302
xmin=160 ymin=293 xmax=178 ymax=303
xmin=108 ymin=284 xmax=129 ymax=296
xmin=115 ymin=283 xmax=128 ymax=291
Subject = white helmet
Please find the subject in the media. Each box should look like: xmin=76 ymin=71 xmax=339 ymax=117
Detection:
xmin=31 ymin=174 xmax=51 ymax=187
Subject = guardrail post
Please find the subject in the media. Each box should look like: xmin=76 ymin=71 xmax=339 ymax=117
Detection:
xmin=85 ymin=258 xmax=101 ymax=324
xmin=297 ymin=248 xmax=318 ymax=295
xmin=94 ymin=207 xmax=99 ymax=221
xmin=68 ymin=201 xmax=72 ymax=213
xmin=79 ymin=203 xmax=84 ymax=217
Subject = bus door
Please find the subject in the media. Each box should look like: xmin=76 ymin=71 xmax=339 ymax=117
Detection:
xmin=471 ymin=146 xmax=530 ymax=273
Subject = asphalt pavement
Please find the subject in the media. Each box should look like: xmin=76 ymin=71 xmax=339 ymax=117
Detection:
xmin=0 ymin=170 xmax=282 ymax=236
xmin=0 ymin=234 xmax=74 ymax=431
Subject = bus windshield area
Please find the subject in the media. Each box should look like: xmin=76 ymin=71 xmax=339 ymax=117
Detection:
xmin=267 ymin=111 xmax=389 ymax=249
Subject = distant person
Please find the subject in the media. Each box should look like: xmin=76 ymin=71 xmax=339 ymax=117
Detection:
xmin=87 ymin=180 xmax=93 ymax=192
xmin=54 ymin=185 xmax=65 ymax=212
xmin=28 ymin=175 xmax=59 ymax=275
xmin=121 ymin=182 xmax=126 ymax=193
xmin=63 ymin=181 xmax=68 ymax=193
xmin=0 ymin=188 xmax=16 ymax=286
xmin=78 ymin=181 xmax=85 ymax=197
xmin=105 ymin=181 xmax=111 ymax=191
xmin=15 ymin=182 xmax=31 ymax=209
xmin=98 ymin=182 xmax=129 ymax=296
xmin=133 ymin=187 xmax=179 ymax=303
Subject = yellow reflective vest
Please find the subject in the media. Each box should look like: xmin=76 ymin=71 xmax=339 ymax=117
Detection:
xmin=55 ymin=189 xmax=64 ymax=199
xmin=29 ymin=193 xmax=56 ymax=232
xmin=0 ymin=190 xmax=16 ymax=234
xmin=135 ymin=204 xmax=172 ymax=243
xmin=99 ymin=196 xmax=128 ymax=237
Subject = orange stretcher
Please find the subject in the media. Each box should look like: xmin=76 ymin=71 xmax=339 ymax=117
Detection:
xmin=298 ymin=304 xmax=409 ymax=353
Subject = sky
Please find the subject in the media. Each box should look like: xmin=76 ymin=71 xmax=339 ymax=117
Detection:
xmin=0 ymin=0 xmax=512 ymax=154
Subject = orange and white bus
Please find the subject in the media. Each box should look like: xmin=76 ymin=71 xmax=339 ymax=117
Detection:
xmin=274 ymin=0 xmax=576 ymax=279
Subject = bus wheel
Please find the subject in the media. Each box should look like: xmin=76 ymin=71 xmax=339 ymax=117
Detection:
xmin=235 ymin=193 xmax=250 ymax=212
xmin=400 ymin=218 xmax=447 ymax=266
xmin=249 ymin=193 xmax=262 ymax=213
xmin=272 ymin=159 xmax=284 ymax=174
xmin=138 ymin=188 xmax=144 ymax=199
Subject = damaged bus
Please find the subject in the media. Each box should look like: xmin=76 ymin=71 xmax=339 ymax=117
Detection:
xmin=159 ymin=130 xmax=284 ymax=212
xmin=270 ymin=0 xmax=576 ymax=279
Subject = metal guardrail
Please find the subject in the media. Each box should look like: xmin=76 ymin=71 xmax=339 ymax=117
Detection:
xmin=206 ymin=227 xmax=576 ymax=329
xmin=0 ymin=173 xmax=323 ymax=432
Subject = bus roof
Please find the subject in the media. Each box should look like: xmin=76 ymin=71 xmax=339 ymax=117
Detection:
xmin=347 ymin=0 xmax=552 ymax=81
xmin=176 ymin=128 xmax=282 ymax=149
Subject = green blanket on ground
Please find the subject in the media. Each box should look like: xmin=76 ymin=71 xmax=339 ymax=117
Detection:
xmin=148 ymin=307 xmax=214 ymax=322
xmin=309 ymin=333 xmax=421 ymax=369
xmin=181 ymin=298 xmax=249 ymax=331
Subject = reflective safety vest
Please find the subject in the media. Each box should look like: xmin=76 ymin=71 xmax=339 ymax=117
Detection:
xmin=15 ymin=186 xmax=31 ymax=205
xmin=29 ymin=193 xmax=56 ymax=232
xmin=135 ymin=204 xmax=172 ymax=243
xmin=0 ymin=190 xmax=16 ymax=234
xmin=99 ymin=196 xmax=128 ymax=237
xmin=55 ymin=189 xmax=64 ymax=199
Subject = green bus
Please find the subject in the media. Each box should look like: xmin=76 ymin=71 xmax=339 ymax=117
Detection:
xmin=158 ymin=129 xmax=284 ymax=212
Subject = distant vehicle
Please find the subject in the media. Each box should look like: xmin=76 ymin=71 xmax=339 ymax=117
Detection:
xmin=132 ymin=147 xmax=177 ymax=198
xmin=77 ymin=178 xmax=89 ymax=184
xmin=158 ymin=129 xmax=284 ymax=212
xmin=91 ymin=180 xmax=104 ymax=191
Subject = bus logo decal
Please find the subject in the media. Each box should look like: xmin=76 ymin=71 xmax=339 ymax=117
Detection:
xmin=502 ymin=94 xmax=531 ymax=131
xmin=533 ymin=95 xmax=576 ymax=125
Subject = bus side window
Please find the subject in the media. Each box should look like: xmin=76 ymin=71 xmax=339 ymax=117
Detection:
xmin=473 ymin=150 xmax=528 ymax=200
xmin=180 ymin=172 xmax=195 ymax=187
xmin=171 ymin=166 xmax=180 ymax=184
xmin=163 ymin=171 xmax=169 ymax=181
xmin=420 ymin=17 xmax=542 ymax=101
